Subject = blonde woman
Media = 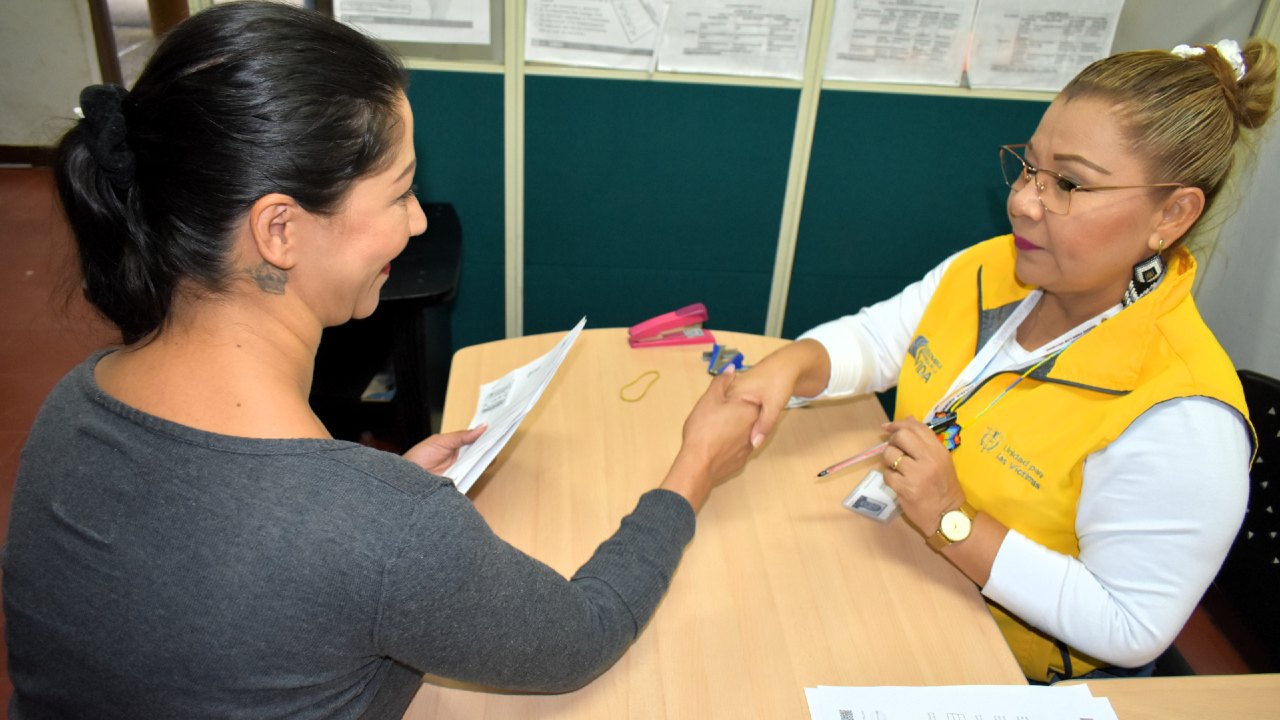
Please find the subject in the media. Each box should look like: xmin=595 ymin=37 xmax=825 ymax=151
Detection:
xmin=732 ymin=39 xmax=1276 ymax=682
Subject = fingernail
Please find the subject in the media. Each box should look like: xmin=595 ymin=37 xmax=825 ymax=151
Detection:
xmin=751 ymin=433 xmax=764 ymax=448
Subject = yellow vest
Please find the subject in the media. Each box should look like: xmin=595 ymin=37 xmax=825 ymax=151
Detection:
xmin=894 ymin=235 xmax=1251 ymax=681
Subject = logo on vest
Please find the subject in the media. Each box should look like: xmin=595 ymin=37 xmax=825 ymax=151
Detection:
xmin=981 ymin=426 xmax=1043 ymax=490
xmin=907 ymin=336 xmax=941 ymax=383
xmin=980 ymin=428 xmax=1003 ymax=453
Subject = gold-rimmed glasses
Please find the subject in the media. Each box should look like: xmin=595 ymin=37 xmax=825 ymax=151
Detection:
xmin=999 ymin=144 xmax=1185 ymax=215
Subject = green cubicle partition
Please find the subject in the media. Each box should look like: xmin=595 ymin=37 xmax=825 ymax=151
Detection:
xmin=523 ymin=76 xmax=797 ymax=337
xmin=406 ymin=70 xmax=505 ymax=352
xmin=783 ymin=90 xmax=1049 ymax=339
xmin=406 ymin=69 xmax=1049 ymax=351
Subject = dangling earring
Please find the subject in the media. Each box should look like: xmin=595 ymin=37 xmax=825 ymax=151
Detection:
xmin=1123 ymin=239 xmax=1166 ymax=307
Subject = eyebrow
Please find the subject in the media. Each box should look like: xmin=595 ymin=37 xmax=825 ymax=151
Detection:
xmin=395 ymin=159 xmax=417 ymax=183
xmin=1052 ymin=153 xmax=1111 ymax=176
xmin=1025 ymin=142 xmax=1112 ymax=176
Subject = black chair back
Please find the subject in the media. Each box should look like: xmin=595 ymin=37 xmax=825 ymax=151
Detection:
xmin=1214 ymin=369 xmax=1280 ymax=671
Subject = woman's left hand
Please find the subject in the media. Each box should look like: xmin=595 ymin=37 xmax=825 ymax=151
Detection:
xmin=880 ymin=417 xmax=967 ymax=535
xmin=403 ymin=424 xmax=488 ymax=475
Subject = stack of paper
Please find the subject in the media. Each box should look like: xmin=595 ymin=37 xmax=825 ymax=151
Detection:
xmin=442 ymin=317 xmax=588 ymax=494
xmin=805 ymin=683 xmax=1118 ymax=720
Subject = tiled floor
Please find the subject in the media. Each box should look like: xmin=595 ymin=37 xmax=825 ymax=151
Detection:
xmin=0 ymin=167 xmax=119 ymax=709
xmin=0 ymin=168 xmax=118 ymax=530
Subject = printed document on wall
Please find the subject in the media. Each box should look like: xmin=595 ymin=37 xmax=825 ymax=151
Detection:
xmin=656 ymin=0 xmax=813 ymax=79
xmin=825 ymin=0 xmax=978 ymax=85
xmin=967 ymin=0 xmax=1123 ymax=91
xmin=334 ymin=0 xmax=491 ymax=45
xmin=525 ymin=0 xmax=664 ymax=71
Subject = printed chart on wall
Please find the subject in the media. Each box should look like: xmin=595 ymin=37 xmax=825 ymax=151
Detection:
xmin=825 ymin=0 xmax=978 ymax=86
xmin=334 ymin=0 xmax=491 ymax=44
xmin=525 ymin=0 xmax=663 ymax=70
xmin=656 ymin=0 xmax=813 ymax=79
xmin=967 ymin=0 xmax=1125 ymax=91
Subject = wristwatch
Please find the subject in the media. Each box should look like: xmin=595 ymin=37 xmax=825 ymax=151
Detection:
xmin=926 ymin=502 xmax=978 ymax=551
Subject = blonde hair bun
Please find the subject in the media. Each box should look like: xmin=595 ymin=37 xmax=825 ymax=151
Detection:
xmin=1235 ymin=38 xmax=1277 ymax=130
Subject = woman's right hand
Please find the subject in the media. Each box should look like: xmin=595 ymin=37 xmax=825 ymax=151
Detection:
xmin=659 ymin=368 xmax=760 ymax=512
xmin=727 ymin=339 xmax=831 ymax=449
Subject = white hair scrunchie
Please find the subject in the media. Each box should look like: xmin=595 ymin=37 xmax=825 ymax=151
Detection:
xmin=1171 ymin=39 xmax=1246 ymax=81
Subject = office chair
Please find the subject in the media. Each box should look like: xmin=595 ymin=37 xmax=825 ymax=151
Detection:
xmin=1211 ymin=369 xmax=1280 ymax=670
xmin=1158 ymin=368 xmax=1280 ymax=675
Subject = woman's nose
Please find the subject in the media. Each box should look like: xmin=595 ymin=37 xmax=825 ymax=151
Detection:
xmin=410 ymin=200 xmax=428 ymax=236
xmin=1008 ymin=178 xmax=1044 ymax=221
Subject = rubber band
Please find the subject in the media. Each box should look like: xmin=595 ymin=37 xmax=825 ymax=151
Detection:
xmin=620 ymin=370 xmax=660 ymax=402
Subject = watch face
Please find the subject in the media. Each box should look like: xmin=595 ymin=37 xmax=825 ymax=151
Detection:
xmin=940 ymin=510 xmax=973 ymax=542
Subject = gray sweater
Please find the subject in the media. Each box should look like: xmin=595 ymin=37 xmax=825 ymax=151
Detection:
xmin=3 ymin=352 xmax=696 ymax=719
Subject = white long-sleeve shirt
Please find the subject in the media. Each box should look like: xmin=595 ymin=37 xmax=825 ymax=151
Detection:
xmin=799 ymin=254 xmax=1251 ymax=669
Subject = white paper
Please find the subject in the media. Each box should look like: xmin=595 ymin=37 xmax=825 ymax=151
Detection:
xmin=525 ymin=0 xmax=664 ymax=71
xmin=967 ymin=0 xmax=1124 ymax=91
xmin=335 ymin=0 xmax=491 ymax=45
xmin=442 ymin=317 xmax=587 ymax=494
xmin=824 ymin=0 xmax=978 ymax=86
xmin=805 ymin=684 xmax=1118 ymax=720
xmin=656 ymin=0 xmax=813 ymax=80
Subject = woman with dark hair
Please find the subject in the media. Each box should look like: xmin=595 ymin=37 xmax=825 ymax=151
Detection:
xmin=2 ymin=3 xmax=758 ymax=717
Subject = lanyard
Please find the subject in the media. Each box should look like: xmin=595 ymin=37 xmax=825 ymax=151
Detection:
xmin=929 ymin=291 xmax=1116 ymax=421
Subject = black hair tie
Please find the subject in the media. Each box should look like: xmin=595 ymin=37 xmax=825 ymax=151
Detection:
xmin=78 ymin=84 xmax=136 ymax=188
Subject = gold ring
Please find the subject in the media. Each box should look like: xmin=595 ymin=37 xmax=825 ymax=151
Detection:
xmin=891 ymin=454 xmax=903 ymax=472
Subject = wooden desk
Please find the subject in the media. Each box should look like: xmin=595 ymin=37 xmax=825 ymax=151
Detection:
xmin=1063 ymin=674 xmax=1280 ymax=719
xmin=406 ymin=329 xmax=1023 ymax=718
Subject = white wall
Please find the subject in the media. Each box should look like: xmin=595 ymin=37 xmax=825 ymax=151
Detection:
xmin=1113 ymin=0 xmax=1262 ymax=53
xmin=0 ymin=0 xmax=100 ymax=147
xmin=1196 ymin=123 xmax=1280 ymax=379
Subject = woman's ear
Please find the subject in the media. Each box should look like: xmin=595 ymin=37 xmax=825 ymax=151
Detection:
xmin=1150 ymin=186 xmax=1205 ymax=252
xmin=248 ymin=193 xmax=303 ymax=270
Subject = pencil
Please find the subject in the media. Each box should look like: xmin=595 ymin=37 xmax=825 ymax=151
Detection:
xmin=815 ymin=411 xmax=959 ymax=478
xmin=816 ymin=441 xmax=889 ymax=477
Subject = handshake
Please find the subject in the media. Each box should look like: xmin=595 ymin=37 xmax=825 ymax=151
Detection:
xmin=669 ymin=340 xmax=841 ymax=513
xmin=688 ymin=339 xmax=957 ymax=531
xmin=708 ymin=361 xmax=902 ymax=523
xmin=671 ymin=339 xmax=832 ymax=511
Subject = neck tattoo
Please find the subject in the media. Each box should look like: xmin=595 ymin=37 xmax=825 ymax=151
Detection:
xmin=248 ymin=261 xmax=287 ymax=295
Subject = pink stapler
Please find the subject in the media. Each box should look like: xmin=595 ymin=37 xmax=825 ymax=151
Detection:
xmin=628 ymin=303 xmax=716 ymax=348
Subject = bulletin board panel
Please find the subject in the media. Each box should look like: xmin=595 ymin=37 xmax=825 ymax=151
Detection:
xmin=782 ymin=90 xmax=1050 ymax=339
xmin=406 ymin=69 xmax=506 ymax=352
xmin=522 ymin=76 xmax=798 ymax=337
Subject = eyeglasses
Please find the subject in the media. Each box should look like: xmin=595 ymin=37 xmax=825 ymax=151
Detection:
xmin=999 ymin=144 xmax=1185 ymax=215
